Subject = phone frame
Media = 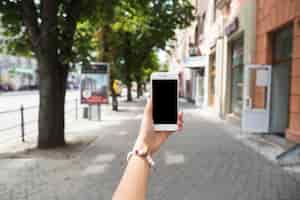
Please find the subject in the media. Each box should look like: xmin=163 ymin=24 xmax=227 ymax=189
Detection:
xmin=151 ymin=72 xmax=178 ymax=131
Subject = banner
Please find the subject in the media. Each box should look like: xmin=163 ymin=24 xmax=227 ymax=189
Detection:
xmin=81 ymin=63 xmax=109 ymax=104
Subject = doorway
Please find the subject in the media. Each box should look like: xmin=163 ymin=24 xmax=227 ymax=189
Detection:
xmin=270 ymin=25 xmax=293 ymax=136
xmin=192 ymin=68 xmax=205 ymax=107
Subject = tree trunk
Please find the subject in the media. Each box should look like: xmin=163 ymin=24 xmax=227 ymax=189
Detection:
xmin=126 ymin=82 xmax=132 ymax=102
xmin=143 ymin=82 xmax=147 ymax=92
xmin=137 ymin=82 xmax=143 ymax=99
xmin=38 ymin=59 xmax=68 ymax=149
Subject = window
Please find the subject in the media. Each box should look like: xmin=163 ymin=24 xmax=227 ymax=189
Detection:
xmin=273 ymin=25 xmax=293 ymax=64
xmin=230 ymin=38 xmax=244 ymax=116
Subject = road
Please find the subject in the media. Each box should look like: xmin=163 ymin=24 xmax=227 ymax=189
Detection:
xmin=0 ymin=90 xmax=81 ymax=149
xmin=0 ymin=99 xmax=299 ymax=200
xmin=0 ymin=90 xmax=79 ymax=111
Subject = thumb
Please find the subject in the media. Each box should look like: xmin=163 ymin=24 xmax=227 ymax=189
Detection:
xmin=144 ymin=98 xmax=153 ymax=119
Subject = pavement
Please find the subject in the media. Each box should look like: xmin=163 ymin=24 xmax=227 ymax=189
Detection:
xmin=0 ymin=98 xmax=300 ymax=200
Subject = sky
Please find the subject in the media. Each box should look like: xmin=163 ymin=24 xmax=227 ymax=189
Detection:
xmin=157 ymin=50 xmax=168 ymax=65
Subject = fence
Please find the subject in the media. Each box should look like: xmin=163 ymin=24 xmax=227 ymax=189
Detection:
xmin=0 ymin=98 xmax=79 ymax=145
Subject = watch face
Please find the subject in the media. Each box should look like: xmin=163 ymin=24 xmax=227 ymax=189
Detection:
xmin=82 ymin=90 xmax=92 ymax=99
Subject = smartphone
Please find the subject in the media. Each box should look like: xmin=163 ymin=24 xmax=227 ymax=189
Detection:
xmin=151 ymin=72 xmax=178 ymax=131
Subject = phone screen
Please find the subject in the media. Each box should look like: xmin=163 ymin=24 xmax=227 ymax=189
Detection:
xmin=152 ymin=79 xmax=178 ymax=124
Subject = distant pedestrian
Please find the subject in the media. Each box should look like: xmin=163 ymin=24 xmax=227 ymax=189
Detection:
xmin=112 ymin=98 xmax=183 ymax=200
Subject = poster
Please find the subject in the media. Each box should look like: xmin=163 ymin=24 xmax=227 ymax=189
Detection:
xmin=81 ymin=63 xmax=109 ymax=104
xmin=256 ymin=69 xmax=269 ymax=87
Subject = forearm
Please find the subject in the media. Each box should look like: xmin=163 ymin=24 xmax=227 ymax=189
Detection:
xmin=112 ymin=155 xmax=150 ymax=200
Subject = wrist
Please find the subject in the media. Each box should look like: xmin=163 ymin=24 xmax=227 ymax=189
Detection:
xmin=134 ymin=139 xmax=152 ymax=156
xmin=127 ymin=148 xmax=155 ymax=168
xmin=128 ymin=153 xmax=151 ymax=168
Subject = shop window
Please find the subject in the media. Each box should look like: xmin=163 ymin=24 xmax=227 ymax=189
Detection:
xmin=273 ymin=25 xmax=293 ymax=64
xmin=230 ymin=38 xmax=244 ymax=116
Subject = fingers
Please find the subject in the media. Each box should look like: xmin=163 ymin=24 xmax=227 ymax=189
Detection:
xmin=161 ymin=112 xmax=184 ymax=135
xmin=177 ymin=112 xmax=184 ymax=131
xmin=144 ymin=98 xmax=153 ymax=117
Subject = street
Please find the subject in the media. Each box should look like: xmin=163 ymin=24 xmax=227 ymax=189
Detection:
xmin=0 ymin=90 xmax=80 ymax=151
xmin=0 ymin=90 xmax=79 ymax=111
xmin=1 ymin=0 xmax=300 ymax=199
xmin=0 ymin=98 xmax=299 ymax=200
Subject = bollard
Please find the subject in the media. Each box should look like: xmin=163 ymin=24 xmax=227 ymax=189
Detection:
xmin=20 ymin=105 xmax=25 ymax=142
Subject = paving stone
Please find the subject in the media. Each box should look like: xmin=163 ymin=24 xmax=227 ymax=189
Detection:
xmin=0 ymin=100 xmax=299 ymax=200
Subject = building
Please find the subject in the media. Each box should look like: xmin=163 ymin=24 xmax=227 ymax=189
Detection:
xmin=167 ymin=0 xmax=209 ymax=107
xmin=168 ymin=0 xmax=300 ymax=143
xmin=194 ymin=0 xmax=256 ymax=121
xmin=253 ymin=0 xmax=300 ymax=142
xmin=0 ymin=55 xmax=38 ymax=90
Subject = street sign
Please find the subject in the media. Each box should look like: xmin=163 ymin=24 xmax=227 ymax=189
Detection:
xmin=80 ymin=63 xmax=109 ymax=105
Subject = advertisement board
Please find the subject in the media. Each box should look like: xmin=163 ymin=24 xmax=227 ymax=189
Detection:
xmin=81 ymin=63 xmax=109 ymax=104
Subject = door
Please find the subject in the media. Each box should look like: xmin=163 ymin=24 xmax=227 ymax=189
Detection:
xmin=242 ymin=65 xmax=272 ymax=133
xmin=269 ymin=62 xmax=291 ymax=134
xmin=195 ymin=70 xmax=205 ymax=107
xmin=269 ymin=24 xmax=293 ymax=135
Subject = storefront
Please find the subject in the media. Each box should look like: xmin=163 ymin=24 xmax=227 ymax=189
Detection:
xmin=229 ymin=37 xmax=244 ymax=117
xmin=209 ymin=0 xmax=257 ymax=122
xmin=183 ymin=56 xmax=209 ymax=107
xmin=255 ymin=0 xmax=300 ymax=142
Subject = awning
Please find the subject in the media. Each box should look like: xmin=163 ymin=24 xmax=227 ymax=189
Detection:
xmin=183 ymin=56 xmax=208 ymax=68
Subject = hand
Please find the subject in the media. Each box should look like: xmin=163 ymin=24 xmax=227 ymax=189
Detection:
xmin=134 ymin=98 xmax=183 ymax=156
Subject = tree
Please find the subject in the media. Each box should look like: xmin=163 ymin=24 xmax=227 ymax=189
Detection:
xmin=109 ymin=0 xmax=194 ymax=101
xmin=135 ymin=51 xmax=160 ymax=98
xmin=93 ymin=3 xmax=121 ymax=111
xmin=0 ymin=0 xmax=119 ymax=148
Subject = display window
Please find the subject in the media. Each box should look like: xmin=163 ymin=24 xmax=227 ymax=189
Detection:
xmin=230 ymin=38 xmax=244 ymax=116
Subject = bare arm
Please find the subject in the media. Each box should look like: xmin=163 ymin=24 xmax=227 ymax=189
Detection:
xmin=112 ymin=99 xmax=183 ymax=200
xmin=112 ymin=155 xmax=150 ymax=200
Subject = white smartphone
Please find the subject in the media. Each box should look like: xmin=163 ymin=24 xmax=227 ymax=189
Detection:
xmin=151 ymin=72 xmax=178 ymax=131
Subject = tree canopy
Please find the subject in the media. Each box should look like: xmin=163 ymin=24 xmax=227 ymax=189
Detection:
xmin=106 ymin=0 xmax=195 ymax=100
xmin=0 ymin=0 xmax=194 ymax=147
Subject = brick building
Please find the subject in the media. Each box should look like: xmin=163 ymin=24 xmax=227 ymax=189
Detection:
xmin=168 ymin=0 xmax=300 ymax=143
xmin=255 ymin=0 xmax=300 ymax=142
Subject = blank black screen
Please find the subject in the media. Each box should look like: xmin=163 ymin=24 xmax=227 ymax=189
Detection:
xmin=153 ymin=80 xmax=177 ymax=124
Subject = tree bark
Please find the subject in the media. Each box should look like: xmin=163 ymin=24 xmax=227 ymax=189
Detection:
xmin=143 ymin=82 xmax=147 ymax=92
xmin=126 ymin=82 xmax=132 ymax=102
xmin=137 ymin=81 xmax=143 ymax=99
xmin=38 ymin=58 xmax=68 ymax=148
xmin=21 ymin=0 xmax=81 ymax=149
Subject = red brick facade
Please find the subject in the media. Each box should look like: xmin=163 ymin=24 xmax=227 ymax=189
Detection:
xmin=256 ymin=0 xmax=300 ymax=142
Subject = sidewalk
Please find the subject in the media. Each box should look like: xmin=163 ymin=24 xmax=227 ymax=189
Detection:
xmin=0 ymin=98 xmax=300 ymax=200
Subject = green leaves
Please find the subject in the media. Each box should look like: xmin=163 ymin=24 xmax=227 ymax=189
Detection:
xmin=107 ymin=0 xmax=194 ymax=84
xmin=0 ymin=0 xmax=193 ymax=80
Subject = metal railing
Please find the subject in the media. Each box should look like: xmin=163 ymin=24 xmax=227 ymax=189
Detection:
xmin=0 ymin=98 xmax=79 ymax=143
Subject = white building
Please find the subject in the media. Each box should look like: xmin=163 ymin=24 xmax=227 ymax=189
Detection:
xmin=167 ymin=0 xmax=209 ymax=107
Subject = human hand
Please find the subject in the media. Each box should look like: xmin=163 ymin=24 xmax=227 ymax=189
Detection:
xmin=134 ymin=98 xmax=183 ymax=156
